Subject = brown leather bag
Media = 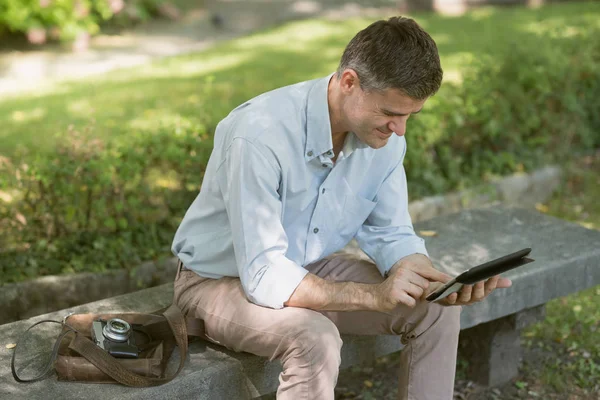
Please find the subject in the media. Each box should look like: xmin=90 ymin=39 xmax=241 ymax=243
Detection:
xmin=11 ymin=304 xmax=206 ymax=387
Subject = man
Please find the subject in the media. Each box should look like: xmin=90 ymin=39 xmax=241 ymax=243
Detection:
xmin=172 ymin=16 xmax=511 ymax=399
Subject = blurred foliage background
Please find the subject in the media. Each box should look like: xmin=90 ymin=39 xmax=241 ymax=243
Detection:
xmin=0 ymin=0 xmax=177 ymax=44
xmin=1 ymin=1 xmax=600 ymax=283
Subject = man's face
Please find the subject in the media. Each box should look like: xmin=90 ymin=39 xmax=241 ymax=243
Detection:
xmin=342 ymin=81 xmax=426 ymax=149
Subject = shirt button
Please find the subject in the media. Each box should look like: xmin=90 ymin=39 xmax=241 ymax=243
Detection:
xmin=313 ymin=227 xmax=319 ymax=234
xmin=307 ymin=151 xmax=314 ymax=157
xmin=327 ymin=150 xmax=333 ymax=156
xmin=322 ymin=188 xmax=326 ymax=194
xmin=322 ymin=164 xmax=328 ymax=168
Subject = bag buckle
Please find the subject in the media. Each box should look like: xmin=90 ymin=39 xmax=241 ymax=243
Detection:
xmin=62 ymin=312 xmax=75 ymax=325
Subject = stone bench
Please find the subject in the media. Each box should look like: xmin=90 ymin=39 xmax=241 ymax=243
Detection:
xmin=1 ymin=207 xmax=599 ymax=399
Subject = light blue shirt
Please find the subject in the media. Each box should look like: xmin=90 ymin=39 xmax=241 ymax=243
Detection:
xmin=172 ymin=74 xmax=428 ymax=309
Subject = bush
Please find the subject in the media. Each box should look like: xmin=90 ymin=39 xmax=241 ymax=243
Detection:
xmin=404 ymin=26 xmax=600 ymax=198
xmin=0 ymin=0 xmax=168 ymax=44
xmin=0 ymin=122 xmax=212 ymax=282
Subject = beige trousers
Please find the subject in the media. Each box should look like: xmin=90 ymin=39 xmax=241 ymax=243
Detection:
xmin=173 ymin=255 xmax=461 ymax=400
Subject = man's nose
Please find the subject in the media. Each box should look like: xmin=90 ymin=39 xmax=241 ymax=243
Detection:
xmin=388 ymin=118 xmax=407 ymax=136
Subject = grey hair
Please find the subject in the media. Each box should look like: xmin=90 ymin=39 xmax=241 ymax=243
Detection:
xmin=336 ymin=16 xmax=443 ymax=100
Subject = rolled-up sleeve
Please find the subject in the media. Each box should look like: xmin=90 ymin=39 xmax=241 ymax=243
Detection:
xmin=355 ymin=142 xmax=428 ymax=277
xmin=216 ymin=137 xmax=308 ymax=309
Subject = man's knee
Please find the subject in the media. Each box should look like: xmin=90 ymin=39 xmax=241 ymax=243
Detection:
xmin=395 ymin=302 xmax=462 ymax=344
xmin=432 ymin=303 xmax=462 ymax=332
xmin=275 ymin=312 xmax=342 ymax=398
xmin=284 ymin=311 xmax=343 ymax=369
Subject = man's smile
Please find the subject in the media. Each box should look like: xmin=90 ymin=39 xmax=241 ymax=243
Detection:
xmin=376 ymin=127 xmax=393 ymax=138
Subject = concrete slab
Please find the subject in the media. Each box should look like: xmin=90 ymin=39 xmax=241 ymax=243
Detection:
xmin=1 ymin=207 xmax=599 ymax=399
xmin=417 ymin=207 xmax=600 ymax=329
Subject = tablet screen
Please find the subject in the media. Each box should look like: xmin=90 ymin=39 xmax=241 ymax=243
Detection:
xmin=425 ymin=248 xmax=534 ymax=302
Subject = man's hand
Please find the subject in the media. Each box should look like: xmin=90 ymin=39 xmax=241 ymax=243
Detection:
xmin=424 ymin=276 xmax=513 ymax=306
xmin=375 ymin=254 xmax=452 ymax=311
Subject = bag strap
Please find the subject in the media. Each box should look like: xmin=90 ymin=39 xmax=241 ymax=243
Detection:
xmin=11 ymin=320 xmax=77 ymax=383
xmin=68 ymin=304 xmax=188 ymax=387
xmin=149 ymin=307 xmax=207 ymax=340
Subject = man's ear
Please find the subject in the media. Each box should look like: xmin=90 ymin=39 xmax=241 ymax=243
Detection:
xmin=339 ymin=69 xmax=360 ymax=95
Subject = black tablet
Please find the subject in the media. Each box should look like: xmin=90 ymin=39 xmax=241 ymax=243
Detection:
xmin=425 ymin=248 xmax=535 ymax=302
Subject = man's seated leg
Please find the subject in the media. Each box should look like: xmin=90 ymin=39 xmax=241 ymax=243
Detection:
xmin=307 ymin=254 xmax=461 ymax=400
xmin=174 ymin=267 xmax=343 ymax=400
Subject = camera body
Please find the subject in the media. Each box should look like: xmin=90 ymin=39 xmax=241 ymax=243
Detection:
xmin=91 ymin=318 xmax=140 ymax=359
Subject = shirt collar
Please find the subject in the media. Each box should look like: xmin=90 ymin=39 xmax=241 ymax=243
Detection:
xmin=304 ymin=73 xmax=368 ymax=163
xmin=305 ymin=74 xmax=335 ymax=162
xmin=341 ymin=131 xmax=368 ymax=160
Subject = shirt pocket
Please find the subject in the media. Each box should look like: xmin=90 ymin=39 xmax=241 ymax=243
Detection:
xmin=334 ymin=179 xmax=377 ymax=246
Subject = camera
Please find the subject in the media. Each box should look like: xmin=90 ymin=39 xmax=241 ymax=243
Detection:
xmin=91 ymin=318 xmax=140 ymax=359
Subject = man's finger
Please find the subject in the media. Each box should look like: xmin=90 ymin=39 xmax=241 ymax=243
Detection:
xmin=406 ymin=283 xmax=425 ymax=299
xmin=409 ymin=264 xmax=452 ymax=284
xmin=438 ymin=292 xmax=458 ymax=306
xmin=458 ymin=284 xmax=472 ymax=303
xmin=395 ymin=269 xmax=430 ymax=289
xmin=407 ymin=270 xmax=431 ymax=290
xmin=397 ymin=292 xmax=417 ymax=308
xmin=446 ymin=292 xmax=458 ymax=305
xmin=484 ymin=276 xmax=500 ymax=296
xmin=472 ymin=281 xmax=485 ymax=301
xmin=496 ymin=277 xmax=512 ymax=288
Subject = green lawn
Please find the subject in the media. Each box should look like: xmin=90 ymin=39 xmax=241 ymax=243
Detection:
xmin=1 ymin=1 xmax=600 ymax=156
xmin=518 ymin=152 xmax=600 ymax=395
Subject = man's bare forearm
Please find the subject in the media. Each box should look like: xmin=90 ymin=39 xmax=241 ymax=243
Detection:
xmin=284 ymin=273 xmax=380 ymax=311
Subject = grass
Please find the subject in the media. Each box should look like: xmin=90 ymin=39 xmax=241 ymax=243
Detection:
xmin=516 ymin=152 xmax=600 ymax=397
xmin=169 ymin=0 xmax=205 ymax=13
xmin=521 ymin=286 xmax=600 ymax=395
xmin=2 ymin=2 xmax=600 ymax=156
xmin=468 ymin=152 xmax=600 ymax=398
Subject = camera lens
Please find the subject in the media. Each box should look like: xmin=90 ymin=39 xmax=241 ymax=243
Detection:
xmin=102 ymin=318 xmax=132 ymax=342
